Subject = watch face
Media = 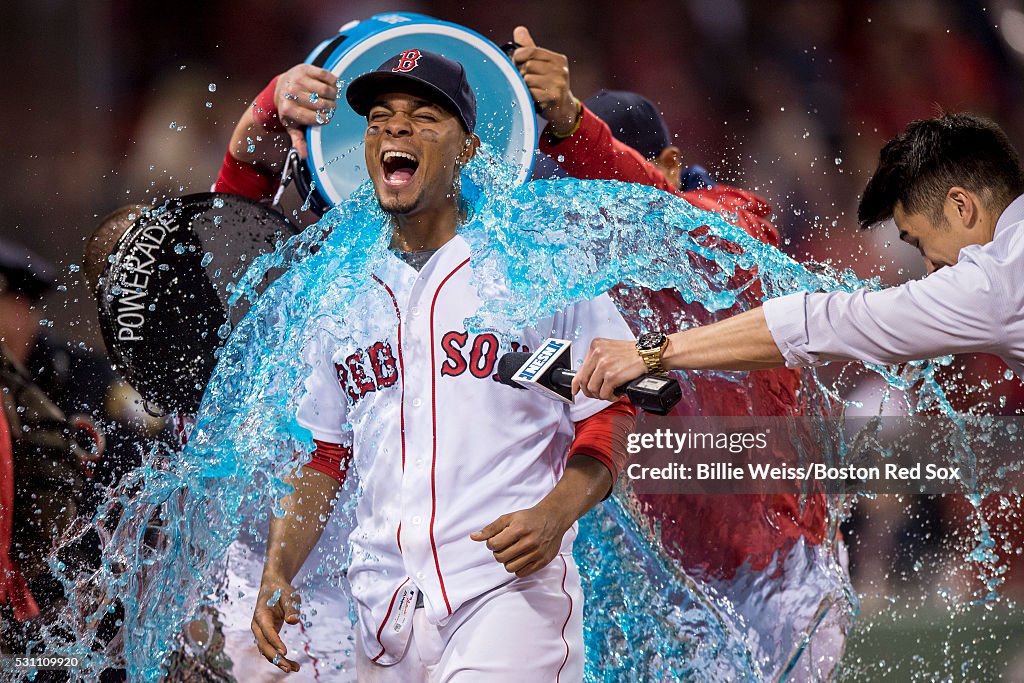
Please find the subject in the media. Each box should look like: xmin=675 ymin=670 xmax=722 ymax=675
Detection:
xmin=636 ymin=332 xmax=666 ymax=351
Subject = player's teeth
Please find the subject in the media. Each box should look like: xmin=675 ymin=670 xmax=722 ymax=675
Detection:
xmin=383 ymin=151 xmax=417 ymax=163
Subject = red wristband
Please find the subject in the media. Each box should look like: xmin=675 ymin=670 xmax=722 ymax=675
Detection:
xmin=252 ymin=75 xmax=284 ymax=131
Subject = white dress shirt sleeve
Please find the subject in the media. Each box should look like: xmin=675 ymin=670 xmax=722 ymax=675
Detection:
xmin=762 ymin=243 xmax=1013 ymax=368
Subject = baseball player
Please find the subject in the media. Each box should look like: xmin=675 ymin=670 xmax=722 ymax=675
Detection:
xmin=230 ymin=50 xmax=636 ymax=681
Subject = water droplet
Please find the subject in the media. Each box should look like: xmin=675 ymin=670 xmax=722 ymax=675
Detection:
xmin=68 ymin=263 xmax=80 ymax=272
xmin=201 ymin=252 xmax=214 ymax=267
xmin=213 ymin=197 xmax=225 ymax=208
xmin=208 ymin=83 xmax=217 ymax=92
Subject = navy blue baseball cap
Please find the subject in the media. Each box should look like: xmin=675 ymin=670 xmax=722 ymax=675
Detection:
xmin=0 ymin=237 xmax=55 ymax=301
xmin=585 ymin=90 xmax=671 ymax=160
xmin=346 ymin=49 xmax=477 ymax=134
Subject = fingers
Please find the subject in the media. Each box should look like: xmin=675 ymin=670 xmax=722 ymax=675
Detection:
xmin=251 ymin=581 xmax=303 ymax=672
xmin=473 ymin=513 xmax=528 ymax=554
xmin=481 ymin=521 xmax=525 ymax=554
xmin=251 ymin=609 xmax=299 ymax=673
xmin=275 ymin=64 xmax=338 ymax=131
xmin=595 ymin=373 xmax=619 ymax=402
xmin=470 ymin=514 xmax=509 ymax=543
xmin=513 ymin=25 xmax=535 ymax=48
xmin=572 ymin=345 xmax=598 ymax=397
xmin=288 ymin=128 xmax=308 ymax=159
xmin=508 ymin=555 xmax=545 ymax=578
xmin=496 ymin=540 xmax=555 ymax=577
xmin=283 ymin=590 xmax=302 ymax=625
xmin=576 ymin=338 xmax=642 ymax=401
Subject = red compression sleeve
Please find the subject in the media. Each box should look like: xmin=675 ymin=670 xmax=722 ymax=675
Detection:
xmin=213 ymin=76 xmax=284 ymax=201
xmin=304 ymin=439 xmax=351 ymax=486
xmin=569 ymin=397 xmax=637 ymax=490
xmin=214 ymin=150 xmax=278 ymax=201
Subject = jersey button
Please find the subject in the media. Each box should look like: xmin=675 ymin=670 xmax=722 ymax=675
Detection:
xmin=412 ymin=515 xmax=422 ymax=525
xmin=410 ymin=306 xmax=421 ymax=317
xmin=411 ymin=398 xmax=423 ymax=408
xmin=416 ymin=458 xmax=424 ymax=468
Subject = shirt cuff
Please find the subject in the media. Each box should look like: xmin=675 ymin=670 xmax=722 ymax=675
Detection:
xmin=762 ymin=292 xmax=818 ymax=368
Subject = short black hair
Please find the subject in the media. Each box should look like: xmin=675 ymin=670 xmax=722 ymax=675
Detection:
xmin=857 ymin=112 xmax=1024 ymax=228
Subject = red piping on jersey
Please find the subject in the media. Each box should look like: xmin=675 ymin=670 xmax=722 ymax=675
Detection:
xmin=556 ymin=555 xmax=573 ymax=682
xmin=375 ymin=276 xmax=406 ymax=555
xmin=374 ymin=276 xmax=406 ymax=471
xmin=428 ymin=257 xmax=469 ymax=616
xmin=296 ymin=620 xmax=322 ymax=681
xmin=371 ymin=577 xmax=410 ymax=662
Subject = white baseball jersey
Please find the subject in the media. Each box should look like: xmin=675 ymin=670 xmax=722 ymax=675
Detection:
xmin=296 ymin=234 xmax=631 ymax=665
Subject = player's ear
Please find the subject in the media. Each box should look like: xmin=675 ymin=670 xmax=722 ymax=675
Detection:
xmin=457 ymin=134 xmax=481 ymax=166
xmin=945 ymin=186 xmax=978 ymax=230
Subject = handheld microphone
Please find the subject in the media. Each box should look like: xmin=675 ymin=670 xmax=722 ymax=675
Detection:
xmin=497 ymin=341 xmax=682 ymax=415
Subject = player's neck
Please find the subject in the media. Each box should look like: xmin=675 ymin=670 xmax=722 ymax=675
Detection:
xmin=390 ymin=204 xmax=460 ymax=252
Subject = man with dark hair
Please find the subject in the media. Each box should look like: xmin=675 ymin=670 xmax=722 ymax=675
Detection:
xmin=858 ymin=113 xmax=1024 ymax=247
xmin=571 ymin=112 xmax=1024 ymax=393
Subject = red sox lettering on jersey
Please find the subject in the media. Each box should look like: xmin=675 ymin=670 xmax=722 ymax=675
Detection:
xmin=296 ymin=235 xmax=632 ymax=665
xmin=337 ymin=334 xmax=531 ymax=403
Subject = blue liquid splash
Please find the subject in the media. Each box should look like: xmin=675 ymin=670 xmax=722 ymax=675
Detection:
xmin=28 ymin=147 xmax=1012 ymax=681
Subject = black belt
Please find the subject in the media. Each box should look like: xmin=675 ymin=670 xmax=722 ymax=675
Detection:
xmin=415 ymin=590 xmax=424 ymax=609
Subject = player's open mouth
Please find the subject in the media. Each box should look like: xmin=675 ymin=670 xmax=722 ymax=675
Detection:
xmin=381 ymin=150 xmax=419 ymax=186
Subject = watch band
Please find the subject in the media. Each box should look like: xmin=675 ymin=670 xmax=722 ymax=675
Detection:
xmin=636 ymin=333 xmax=669 ymax=374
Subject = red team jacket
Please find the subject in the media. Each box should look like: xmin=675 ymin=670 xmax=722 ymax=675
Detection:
xmin=540 ymin=106 xmax=826 ymax=579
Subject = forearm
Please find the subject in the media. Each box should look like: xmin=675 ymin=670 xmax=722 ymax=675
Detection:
xmin=663 ymin=307 xmax=786 ymax=371
xmin=263 ymin=466 xmax=339 ymax=582
xmin=540 ymin=107 xmax=676 ymax=193
xmin=535 ymin=456 xmax=612 ymax=530
xmin=226 ymin=107 xmax=291 ymax=174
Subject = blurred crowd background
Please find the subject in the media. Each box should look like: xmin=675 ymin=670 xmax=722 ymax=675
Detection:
xmin=4 ymin=0 xmax=1024 ymax=331
xmin=2 ymin=0 xmax=1024 ymax=677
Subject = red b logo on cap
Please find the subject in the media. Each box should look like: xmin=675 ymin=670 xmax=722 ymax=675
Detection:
xmin=392 ymin=50 xmax=422 ymax=73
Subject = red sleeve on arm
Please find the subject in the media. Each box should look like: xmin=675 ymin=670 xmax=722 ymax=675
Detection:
xmin=214 ymin=151 xmax=279 ymax=201
xmin=540 ymin=107 xmax=676 ymax=193
xmin=213 ymin=76 xmax=284 ymax=202
xmin=569 ymin=397 xmax=637 ymax=492
xmin=304 ymin=439 xmax=352 ymax=486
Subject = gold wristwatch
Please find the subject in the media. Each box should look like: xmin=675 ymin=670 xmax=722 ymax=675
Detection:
xmin=635 ymin=332 xmax=669 ymax=374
